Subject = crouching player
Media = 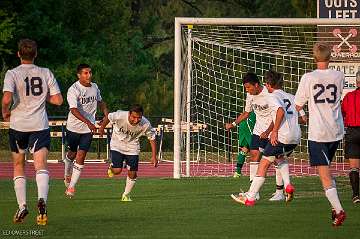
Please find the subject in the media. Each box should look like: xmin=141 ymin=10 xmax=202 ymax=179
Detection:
xmin=99 ymin=104 xmax=158 ymax=201
xmin=231 ymin=70 xmax=305 ymax=206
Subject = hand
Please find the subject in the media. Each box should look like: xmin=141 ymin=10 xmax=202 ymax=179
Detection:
xmin=2 ymin=111 xmax=10 ymax=122
xmin=225 ymin=123 xmax=233 ymax=130
xmin=152 ymin=156 xmax=158 ymax=168
xmin=260 ymin=130 xmax=270 ymax=139
xmin=270 ymin=130 xmax=278 ymax=146
xmin=87 ymin=122 xmax=97 ymax=134
xmin=98 ymin=126 xmax=105 ymax=137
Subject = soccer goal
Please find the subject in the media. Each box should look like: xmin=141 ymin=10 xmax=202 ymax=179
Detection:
xmin=174 ymin=18 xmax=360 ymax=178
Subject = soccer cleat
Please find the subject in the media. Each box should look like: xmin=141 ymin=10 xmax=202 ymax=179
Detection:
xmin=13 ymin=205 xmax=29 ymax=224
xmin=64 ymin=176 xmax=71 ymax=187
xmin=269 ymin=192 xmax=285 ymax=201
xmin=121 ymin=194 xmax=132 ymax=202
xmin=237 ymin=191 xmax=260 ymax=201
xmin=332 ymin=210 xmax=346 ymax=227
xmin=285 ymin=184 xmax=295 ymax=203
xmin=352 ymin=195 xmax=360 ymax=204
xmin=36 ymin=198 xmax=48 ymax=226
xmin=230 ymin=193 xmax=255 ymax=206
xmin=65 ymin=187 xmax=75 ymax=198
xmin=107 ymin=166 xmax=114 ymax=178
xmin=233 ymin=172 xmax=241 ymax=178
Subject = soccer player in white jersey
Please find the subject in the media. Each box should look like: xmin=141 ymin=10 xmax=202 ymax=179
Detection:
xmin=295 ymin=42 xmax=346 ymax=227
xmin=231 ymin=70 xmax=305 ymax=206
xmin=226 ymin=72 xmax=289 ymax=201
xmin=99 ymin=104 xmax=158 ymax=201
xmin=1 ymin=39 xmax=63 ymax=225
xmin=64 ymin=63 xmax=108 ymax=198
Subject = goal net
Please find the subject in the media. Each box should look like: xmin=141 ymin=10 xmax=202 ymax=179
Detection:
xmin=174 ymin=18 xmax=360 ymax=178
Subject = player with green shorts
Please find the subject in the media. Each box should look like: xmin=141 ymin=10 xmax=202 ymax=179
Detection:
xmin=234 ymin=111 xmax=256 ymax=177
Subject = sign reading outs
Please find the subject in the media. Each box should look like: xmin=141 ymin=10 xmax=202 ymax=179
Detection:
xmin=318 ymin=0 xmax=360 ymax=18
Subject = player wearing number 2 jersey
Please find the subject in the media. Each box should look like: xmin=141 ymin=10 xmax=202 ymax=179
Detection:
xmin=1 ymin=39 xmax=63 ymax=225
xmin=295 ymin=42 xmax=346 ymax=227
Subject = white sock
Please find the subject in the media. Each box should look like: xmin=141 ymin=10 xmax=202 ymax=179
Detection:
xmin=123 ymin=176 xmax=137 ymax=196
xmin=278 ymin=161 xmax=290 ymax=188
xmin=14 ymin=176 xmax=26 ymax=209
xmin=36 ymin=170 xmax=49 ymax=203
xmin=325 ymin=187 xmax=343 ymax=214
xmin=69 ymin=163 xmax=84 ymax=188
xmin=275 ymin=166 xmax=284 ymax=194
xmin=248 ymin=176 xmax=265 ymax=199
xmin=64 ymin=155 xmax=73 ymax=177
xmin=249 ymin=162 xmax=259 ymax=182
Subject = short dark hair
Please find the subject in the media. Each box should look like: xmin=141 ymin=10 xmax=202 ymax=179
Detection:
xmin=18 ymin=39 xmax=37 ymax=61
xmin=264 ymin=69 xmax=283 ymax=88
xmin=242 ymin=72 xmax=260 ymax=85
xmin=129 ymin=104 xmax=144 ymax=114
xmin=77 ymin=63 xmax=91 ymax=74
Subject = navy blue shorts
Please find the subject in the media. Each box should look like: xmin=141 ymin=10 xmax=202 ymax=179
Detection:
xmin=110 ymin=150 xmax=139 ymax=171
xmin=9 ymin=128 xmax=50 ymax=153
xmin=263 ymin=143 xmax=297 ymax=158
xmin=66 ymin=130 xmax=93 ymax=152
xmin=249 ymin=134 xmax=268 ymax=152
xmin=308 ymin=140 xmax=340 ymax=166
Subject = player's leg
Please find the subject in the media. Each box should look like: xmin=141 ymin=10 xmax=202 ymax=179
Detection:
xmin=66 ymin=133 xmax=92 ymax=197
xmin=269 ymin=164 xmax=285 ymax=201
xmin=9 ymin=129 xmax=29 ymax=223
xmin=232 ymin=156 xmax=272 ymax=206
xmin=108 ymin=150 xmax=125 ymax=177
xmin=64 ymin=130 xmax=78 ymax=187
xmin=349 ymin=159 xmax=359 ymax=203
xmin=30 ymin=129 xmax=51 ymax=225
xmin=309 ymin=140 xmax=345 ymax=226
xmin=345 ymin=127 xmax=360 ymax=203
xmin=274 ymin=144 xmax=297 ymax=202
xmin=121 ymin=155 xmax=139 ymax=201
xmin=248 ymin=134 xmax=267 ymax=182
xmin=234 ymin=146 xmax=248 ymax=177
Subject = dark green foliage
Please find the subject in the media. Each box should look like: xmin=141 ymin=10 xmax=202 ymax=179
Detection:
xmin=0 ymin=0 xmax=316 ymax=151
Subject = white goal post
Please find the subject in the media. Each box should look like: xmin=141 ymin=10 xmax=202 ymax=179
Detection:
xmin=174 ymin=18 xmax=360 ymax=179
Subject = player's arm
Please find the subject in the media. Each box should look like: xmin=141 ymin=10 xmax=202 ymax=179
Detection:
xmin=47 ymin=70 xmax=63 ymax=106
xmin=270 ymin=107 xmax=285 ymax=145
xmin=260 ymin=121 xmax=274 ymax=139
xmin=298 ymin=109 xmax=307 ymax=124
xmin=47 ymin=93 xmax=63 ymax=106
xmin=1 ymin=91 xmax=12 ymax=121
xmin=70 ymin=108 xmax=97 ymax=133
xmin=97 ymin=101 xmax=109 ymax=121
xmin=294 ymin=75 xmax=309 ymax=112
xmin=99 ymin=113 xmax=110 ymax=137
xmin=149 ymin=139 xmax=158 ymax=167
xmin=225 ymin=111 xmax=250 ymax=130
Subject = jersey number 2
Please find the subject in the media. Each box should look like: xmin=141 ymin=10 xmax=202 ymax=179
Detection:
xmin=24 ymin=77 xmax=43 ymax=96
xmin=313 ymin=84 xmax=337 ymax=104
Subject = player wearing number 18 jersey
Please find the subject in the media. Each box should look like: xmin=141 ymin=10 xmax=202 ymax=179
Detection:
xmin=2 ymin=39 xmax=63 ymax=225
xmin=295 ymin=42 xmax=346 ymax=227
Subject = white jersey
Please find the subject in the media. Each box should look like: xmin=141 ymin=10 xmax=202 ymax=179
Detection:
xmin=2 ymin=64 xmax=60 ymax=131
xmin=295 ymin=69 xmax=344 ymax=142
xmin=244 ymin=87 xmax=273 ymax=136
xmin=109 ymin=110 xmax=156 ymax=155
xmin=270 ymin=90 xmax=301 ymax=145
xmin=66 ymin=81 xmax=102 ymax=133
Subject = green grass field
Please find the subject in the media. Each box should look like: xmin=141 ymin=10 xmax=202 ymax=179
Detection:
xmin=0 ymin=177 xmax=359 ymax=239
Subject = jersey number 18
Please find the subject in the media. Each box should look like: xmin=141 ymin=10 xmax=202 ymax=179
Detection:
xmin=24 ymin=77 xmax=43 ymax=96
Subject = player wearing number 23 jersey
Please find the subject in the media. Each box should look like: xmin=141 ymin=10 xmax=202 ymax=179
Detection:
xmin=295 ymin=69 xmax=344 ymax=142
